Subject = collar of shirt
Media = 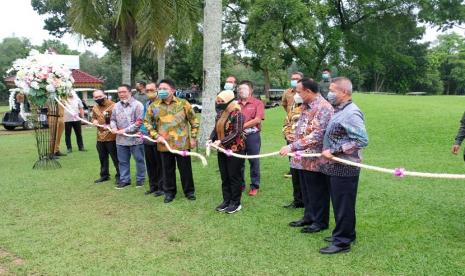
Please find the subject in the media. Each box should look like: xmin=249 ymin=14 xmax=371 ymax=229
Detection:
xmin=335 ymin=100 xmax=352 ymax=112
xmin=238 ymin=96 xmax=255 ymax=106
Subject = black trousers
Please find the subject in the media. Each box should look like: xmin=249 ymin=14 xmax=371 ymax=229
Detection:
xmin=328 ymin=174 xmax=359 ymax=246
xmin=299 ymin=170 xmax=329 ymax=227
xmin=240 ymin=132 xmax=261 ymax=189
xmin=65 ymin=121 xmax=83 ymax=150
xmin=218 ymin=151 xmax=245 ymax=205
xmin=144 ymin=142 xmax=163 ymax=192
xmin=96 ymin=141 xmax=120 ymax=180
xmin=160 ymin=151 xmax=195 ymax=197
xmin=291 ymin=168 xmax=303 ymax=204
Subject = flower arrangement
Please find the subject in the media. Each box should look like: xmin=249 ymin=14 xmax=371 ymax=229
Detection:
xmin=8 ymin=50 xmax=74 ymax=106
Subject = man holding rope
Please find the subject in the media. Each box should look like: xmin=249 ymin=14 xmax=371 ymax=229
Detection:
xmin=319 ymin=77 xmax=368 ymax=254
xmin=144 ymin=79 xmax=199 ymax=203
xmin=279 ymin=78 xmax=334 ymax=234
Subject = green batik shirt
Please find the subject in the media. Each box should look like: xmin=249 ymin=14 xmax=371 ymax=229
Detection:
xmin=144 ymin=96 xmax=199 ymax=152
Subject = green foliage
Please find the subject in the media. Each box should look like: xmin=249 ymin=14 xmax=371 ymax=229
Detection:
xmin=34 ymin=39 xmax=80 ymax=55
xmin=0 ymin=37 xmax=32 ymax=77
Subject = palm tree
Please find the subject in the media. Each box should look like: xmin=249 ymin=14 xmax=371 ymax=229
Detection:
xmin=199 ymin=0 xmax=222 ymax=147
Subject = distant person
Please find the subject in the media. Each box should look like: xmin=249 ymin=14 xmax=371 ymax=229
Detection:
xmin=451 ymin=111 xmax=465 ymax=158
xmin=238 ymin=80 xmax=265 ymax=196
xmin=319 ymin=77 xmax=368 ymax=254
xmin=134 ymin=81 xmax=148 ymax=103
xmin=63 ymin=92 xmax=85 ymax=153
xmin=92 ymin=90 xmax=120 ymax=184
xmin=141 ymin=82 xmax=164 ymax=197
xmin=144 ymin=79 xmax=199 ymax=203
xmin=319 ymin=69 xmax=332 ymax=99
xmin=210 ymin=90 xmax=246 ymax=214
xmin=224 ymin=75 xmax=238 ymax=92
xmin=282 ymin=72 xmax=304 ymax=113
xmin=110 ymin=84 xmax=146 ymax=189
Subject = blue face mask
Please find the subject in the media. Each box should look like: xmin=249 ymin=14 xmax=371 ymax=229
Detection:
xmin=322 ymin=73 xmax=330 ymax=80
xmin=290 ymin=80 xmax=298 ymax=88
xmin=327 ymin=91 xmax=338 ymax=105
xmin=224 ymin=83 xmax=234 ymax=91
xmin=158 ymin=90 xmax=169 ymax=100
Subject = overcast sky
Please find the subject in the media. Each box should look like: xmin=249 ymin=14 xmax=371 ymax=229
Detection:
xmin=0 ymin=0 xmax=464 ymax=58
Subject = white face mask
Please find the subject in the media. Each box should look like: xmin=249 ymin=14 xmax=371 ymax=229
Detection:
xmin=240 ymin=88 xmax=250 ymax=99
xmin=293 ymin=93 xmax=303 ymax=104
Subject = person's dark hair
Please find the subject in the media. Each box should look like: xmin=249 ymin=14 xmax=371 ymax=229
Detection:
xmin=118 ymin=84 xmax=132 ymax=92
xmin=158 ymin=79 xmax=176 ymax=89
xmin=298 ymin=78 xmax=319 ymax=93
xmin=322 ymin=68 xmax=331 ymax=73
xmin=291 ymin=71 xmax=304 ymax=78
xmin=239 ymin=80 xmax=254 ymax=90
xmin=136 ymin=81 xmax=146 ymax=87
xmin=226 ymin=75 xmax=237 ymax=83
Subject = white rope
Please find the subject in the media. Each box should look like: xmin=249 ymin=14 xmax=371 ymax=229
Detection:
xmin=55 ymin=97 xmax=208 ymax=166
xmin=206 ymin=142 xmax=465 ymax=179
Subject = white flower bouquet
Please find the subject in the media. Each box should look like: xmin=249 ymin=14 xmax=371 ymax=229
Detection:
xmin=8 ymin=50 xmax=74 ymax=106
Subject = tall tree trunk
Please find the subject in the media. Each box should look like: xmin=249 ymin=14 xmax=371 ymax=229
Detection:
xmin=199 ymin=0 xmax=222 ymax=148
xmin=120 ymin=37 xmax=132 ymax=85
xmin=157 ymin=48 xmax=166 ymax=81
xmin=263 ymin=66 xmax=271 ymax=101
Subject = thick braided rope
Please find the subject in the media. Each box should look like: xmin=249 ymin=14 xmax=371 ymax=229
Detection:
xmin=55 ymin=97 xmax=208 ymax=166
xmin=206 ymin=142 xmax=465 ymax=179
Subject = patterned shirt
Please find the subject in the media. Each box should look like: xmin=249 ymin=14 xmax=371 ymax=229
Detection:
xmin=289 ymin=95 xmax=334 ymax=172
xmin=91 ymin=99 xmax=116 ymax=142
xmin=281 ymin=88 xmax=296 ymax=113
xmin=282 ymin=103 xmax=303 ymax=141
xmin=210 ymin=109 xmax=246 ymax=152
xmin=110 ymin=97 xmax=144 ymax=146
xmin=320 ymin=100 xmax=369 ymax=177
xmin=144 ymin=97 xmax=199 ymax=152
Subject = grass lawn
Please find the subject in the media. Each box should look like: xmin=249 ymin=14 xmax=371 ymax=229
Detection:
xmin=1 ymin=94 xmax=465 ymax=275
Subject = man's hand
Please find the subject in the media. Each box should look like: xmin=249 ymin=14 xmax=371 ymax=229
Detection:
xmin=111 ymin=128 xmax=118 ymax=134
xmin=286 ymin=134 xmax=296 ymax=142
xmin=156 ymin=136 xmax=166 ymax=144
xmin=321 ymin=149 xmax=334 ymax=159
xmin=116 ymin=129 xmax=125 ymax=135
xmin=452 ymin=144 xmax=460 ymax=155
xmin=213 ymin=140 xmax=221 ymax=147
xmin=93 ymin=119 xmax=99 ymax=125
xmin=190 ymin=138 xmax=197 ymax=148
xmin=279 ymin=145 xmax=291 ymax=156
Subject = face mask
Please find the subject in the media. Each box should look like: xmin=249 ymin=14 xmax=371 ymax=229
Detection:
xmin=322 ymin=73 xmax=330 ymax=80
xmin=290 ymin=80 xmax=298 ymax=88
xmin=240 ymin=89 xmax=250 ymax=99
xmin=158 ymin=90 xmax=169 ymax=100
xmin=95 ymin=98 xmax=105 ymax=106
xmin=293 ymin=93 xmax=303 ymax=104
xmin=327 ymin=91 xmax=338 ymax=105
xmin=224 ymin=83 xmax=234 ymax=91
xmin=216 ymin=99 xmax=234 ymax=111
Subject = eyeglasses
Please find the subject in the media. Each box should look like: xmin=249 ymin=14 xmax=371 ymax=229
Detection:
xmin=146 ymin=89 xmax=156 ymax=92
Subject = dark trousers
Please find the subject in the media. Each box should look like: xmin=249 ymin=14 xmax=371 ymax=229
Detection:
xmin=328 ymin=174 xmax=359 ymax=246
xmin=291 ymin=168 xmax=303 ymax=204
xmin=96 ymin=141 xmax=120 ymax=180
xmin=299 ymin=170 xmax=329 ymax=227
xmin=160 ymin=151 xmax=195 ymax=197
xmin=218 ymin=151 xmax=245 ymax=205
xmin=144 ymin=142 xmax=163 ymax=192
xmin=65 ymin=121 xmax=83 ymax=150
xmin=241 ymin=132 xmax=261 ymax=189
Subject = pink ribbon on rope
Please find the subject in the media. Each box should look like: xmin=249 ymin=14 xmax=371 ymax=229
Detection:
xmin=225 ymin=149 xmax=233 ymax=157
xmin=394 ymin=168 xmax=406 ymax=178
xmin=294 ymin=152 xmax=302 ymax=161
xmin=181 ymin=150 xmax=188 ymax=157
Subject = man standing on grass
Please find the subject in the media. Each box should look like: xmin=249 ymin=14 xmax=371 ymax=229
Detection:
xmin=144 ymin=79 xmax=199 ymax=203
xmin=92 ymin=90 xmax=120 ymax=184
xmin=319 ymin=77 xmax=368 ymax=254
xmin=63 ymin=92 xmax=86 ymax=153
xmin=110 ymin=84 xmax=146 ymax=189
xmin=319 ymin=69 xmax=332 ymax=99
xmin=451 ymin=112 xmax=465 ymax=158
xmin=279 ymin=78 xmax=334 ymax=235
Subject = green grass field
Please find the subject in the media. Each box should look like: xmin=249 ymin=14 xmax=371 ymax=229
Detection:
xmin=1 ymin=94 xmax=465 ymax=275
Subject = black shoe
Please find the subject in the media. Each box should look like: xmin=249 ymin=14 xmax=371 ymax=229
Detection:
xmin=145 ymin=190 xmax=155 ymax=195
xmin=154 ymin=191 xmax=164 ymax=197
xmin=115 ymin=182 xmax=130 ymax=189
xmin=289 ymin=219 xmax=312 ymax=227
xmin=136 ymin=181 xmax=144 ymax=188
xmin=164 ymin=196 xmax=174 ymax=203
xmin=78 ymin=148 xmax=87 ymax=152
xmin=67 ymin=148 xmax=72 ymax=154
xmin=94 ymin=177 xmax=110 ymax=183
xmin=55 ymin=151 xmax=67 ymax=157
xmin=301 ymin=224 xmax=327 ymax=234
xmin=115 ymin=178 xmax=120 ymax=185
xmin=283 ymin=201 xmax=304 ymax=209
xmin=49 ymin=154 xmax=59 ymax=160
xmin=319 ymin=244 xmax=351 ymax=254
xmin=186 ymin=194 xmax=196 ymax=201
xmin=215 ymin=201 xmax=229 ymax=212
xmin=225 ymin=204 xmax=242 ymax=214
xmin=323 ymin=236 xmax=334 ymax=243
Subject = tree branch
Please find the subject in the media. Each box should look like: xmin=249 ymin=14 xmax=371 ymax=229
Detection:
xmin=227 ymin=4 xmax=247 ymax=25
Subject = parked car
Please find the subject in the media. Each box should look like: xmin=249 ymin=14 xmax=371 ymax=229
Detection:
xmin=265 ymin=88 xmax=284 ymax=109
xmin=177 ymin=89 xmax=202 ymax=113
xmin=2 ymin=107 xmax=48 ymax=130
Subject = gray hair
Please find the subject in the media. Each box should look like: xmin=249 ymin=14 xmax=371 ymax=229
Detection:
xmin=291 ymin=71 xmax=304 ymax=78
xmin=93 ymin=89 xmax=105 ymax=97
xmin=331 ymin=77 xmax=353 ymax=94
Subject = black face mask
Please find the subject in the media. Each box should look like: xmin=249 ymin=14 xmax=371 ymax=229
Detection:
xmin=95 ymin=98 xmax=105 ymax=106
xmin=216 ymin=99 xmax=234 ymax=111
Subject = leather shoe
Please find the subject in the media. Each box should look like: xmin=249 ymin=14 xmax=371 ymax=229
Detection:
xmin=283 ymin=201 xmax=304 ymax=209
xmin=319 ymin=244 xmax=351 ymax=254
xmin=154 ymin=191 xmax=164 ymax=197
xmin=164 ymin=196 xmax=174 ymax=203
xmin=186 ymin=194 xmax=196 ymax=201
xmin=323 ymin=236 xmax=334 ymax=242
xmin=301 ymin=224 xmax=327 ymax=233
xmin=94 ymin=177 xmax=110 ymax=183
xmin=145 ymin=190 xmax=155 ymax=195
xmin=289 ymin=219 xmax=311 ymax=227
